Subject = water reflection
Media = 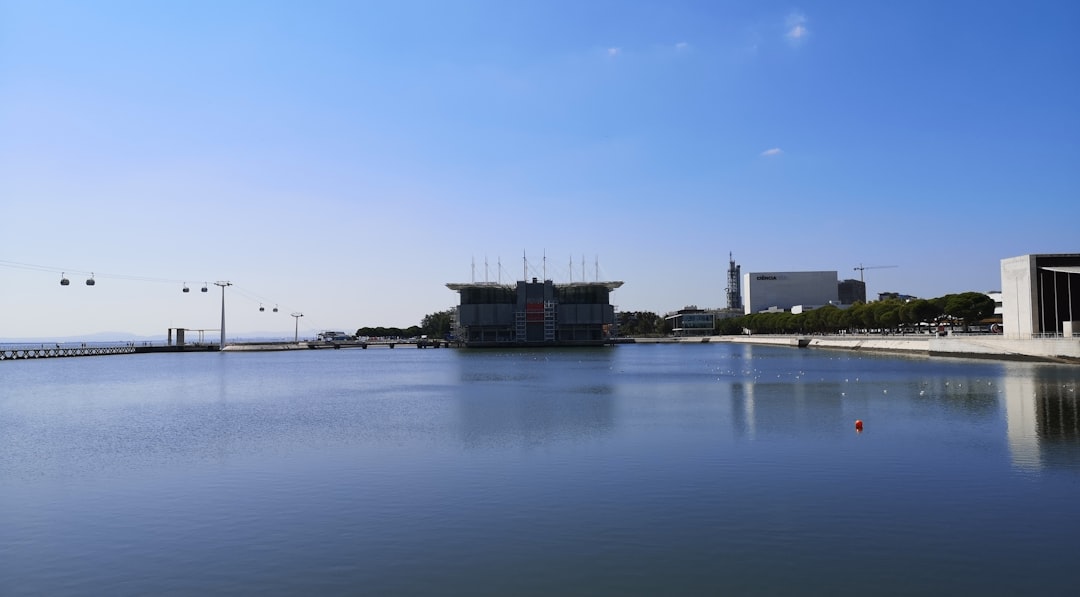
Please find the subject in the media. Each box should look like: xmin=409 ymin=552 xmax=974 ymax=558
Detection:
xmin=453 ymin=350 xmax=616 ymax=448
xmin=731 ymin=382 xmax=756 ymax=439
xmin=730 ymin=381 xmax=847 ymax=439
xmin=1003 ymin=367 xmax=1080 ymax=470
xmin=915 ymin=377 xmax=1001 ymax=420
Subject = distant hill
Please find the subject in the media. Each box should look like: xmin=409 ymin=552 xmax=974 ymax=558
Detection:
xmin=1 ymin=332 xmax=163 ymax=344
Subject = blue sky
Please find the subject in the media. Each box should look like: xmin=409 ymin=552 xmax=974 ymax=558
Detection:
xmin=2 ymin=0 xmax=1078 ymax=339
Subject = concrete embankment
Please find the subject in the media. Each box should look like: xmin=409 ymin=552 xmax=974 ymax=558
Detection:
xmin=621 ymin=335 xmax=1080 ymax=364
xmin=805 ymin=335 xmax=1079 ymax=363
xmin=924 ymin=336 xmax=1080 ymax=364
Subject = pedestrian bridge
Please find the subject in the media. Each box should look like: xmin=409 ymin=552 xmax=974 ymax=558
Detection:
xmin=0 ymin=343 xmax=137 ymax=360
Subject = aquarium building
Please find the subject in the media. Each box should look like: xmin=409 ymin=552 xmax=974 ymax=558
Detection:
xmin=447 ymin=278 xmax=623 ymax=347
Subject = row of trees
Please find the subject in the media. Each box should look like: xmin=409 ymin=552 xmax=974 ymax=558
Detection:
xmin=723 ymin=292 xmax=997 ymax=335
xmin=614 ymin=292 xmax=994 ymax=338
xmin=354 ymin=325 xmax=422 ymax=338
xmin=355 ymin=309 xmax=455 ymax=340
xmin=616 ymin=311 xmax=672 ymax=336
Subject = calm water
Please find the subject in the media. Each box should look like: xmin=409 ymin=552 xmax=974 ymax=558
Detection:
xmin=2 ymin=345 xmax=1079 ymax=596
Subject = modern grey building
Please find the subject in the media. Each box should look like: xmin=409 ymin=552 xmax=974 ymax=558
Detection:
xmin=742 ymin=271 xmax=840 ymax=314
xmin=447 ymin=278 xmax=623 ymax=346
xmin=837 ymin=278 xmax=866 ymax=305
xmin=666 ymin=307 xmax=715 ymax=337
xmin=1000 ymin=254 xmax=1080 ymax=337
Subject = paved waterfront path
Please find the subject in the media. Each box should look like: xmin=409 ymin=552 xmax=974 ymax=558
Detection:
xmin=626 ymin=334 xmax=1080 ymax=364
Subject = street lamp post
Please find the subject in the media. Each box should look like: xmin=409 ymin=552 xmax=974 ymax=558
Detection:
xmin=291 ymin=312 xmax=303 ymax=342
xmin=214 ymin=281 xmax=232 ymax=348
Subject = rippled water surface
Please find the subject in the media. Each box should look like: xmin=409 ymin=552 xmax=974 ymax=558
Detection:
xmin=2 ymin=345 xmax=1079 ymax=595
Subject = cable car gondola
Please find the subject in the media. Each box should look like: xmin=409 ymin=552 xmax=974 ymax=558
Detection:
xmin=183 ymin=283 xmax=190 ymax=293
xmin=86 ymin=273 xmax=95 ymax=286
xmin=273 ymin=305 xmax=279 ymax=313
xmin=60 ymin=273 xmax=70 ymax=286
xmin=201 ymin=283 xmax=208 ymax=293
xmin=259 ymin=304 xmax=265 ymax=312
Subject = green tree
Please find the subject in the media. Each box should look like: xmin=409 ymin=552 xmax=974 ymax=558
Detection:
xmin=421 ymin=309 xmax=455 ymax=338
xmin=821 ymin=304 xmax=846 ymax=333
xmin=943 ymin=292 xmax=996 ymax=330
xmin=803 ymin=307 xmax=823 ymax=333
xmin=715 ymin=316 xmax=744 ymax=335
xmin=617 ymin=311 xmax=665 ymax=336
xmin=836 ymin=306 xmax=855 ymax=332
xmin=877 ymin=306 xmax=901 ymax=332
xmin=870 ymin=299 xmax=903 ymax=332
xmin=656 ymin=315 xmax=673 ymax=335
xmin=846 ymin=303 xmax=869 ymax=332
xmin=745 ymin=313 xmax=767 ymax=333
xmin=903 ymin=299 xmax=943 ymax=328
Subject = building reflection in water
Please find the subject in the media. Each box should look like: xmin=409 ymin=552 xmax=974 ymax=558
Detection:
xmin=730 ymin=379 xmax=844 ymax=440
xmin=453 ymin=352 xmax=616 ymax=449
xmin=731 ymin=382 xmax=756 ymax=440
xmin=1004 ymin=369 xmax=1080 ymax=470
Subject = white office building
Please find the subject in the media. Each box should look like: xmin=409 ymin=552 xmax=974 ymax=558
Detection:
xmin=742 ymin=271 xmax=840 ymax=315
xmin=1000 ymin=254 xmax=1080 ymax=337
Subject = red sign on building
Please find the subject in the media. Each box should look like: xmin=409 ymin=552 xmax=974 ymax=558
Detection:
xmin=525 ymin=302 xmax=545 ymax=322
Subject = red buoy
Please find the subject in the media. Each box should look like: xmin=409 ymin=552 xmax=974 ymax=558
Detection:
xmin=854 ymin=419 xmax=864 ymax=432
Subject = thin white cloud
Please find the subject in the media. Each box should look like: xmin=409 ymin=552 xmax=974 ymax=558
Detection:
xmin=607 ymin=47 xmax=621 ymax=57
xmin=786 ymin=13 xmax=808 ymax=43
xmin=760 ymin=148 xmax=783 ymax=157
xmin=675 ymin=42 xmax=689 ymax=51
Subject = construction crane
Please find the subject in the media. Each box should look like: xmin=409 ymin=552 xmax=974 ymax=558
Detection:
xmin=854 ymin=264 xmax=898 ymax=283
